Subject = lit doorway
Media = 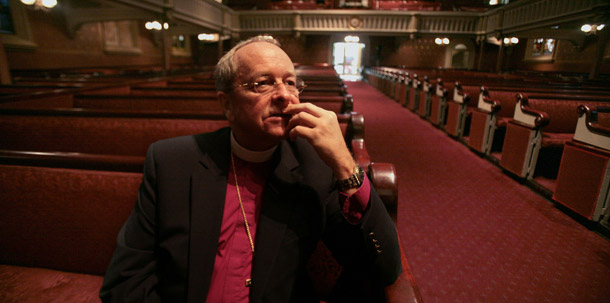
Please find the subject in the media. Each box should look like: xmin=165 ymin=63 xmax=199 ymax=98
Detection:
xmin=333 ymin=37 xmax=365 ymax=81
xmin=450 ymin=44 xmax=470 ymax=69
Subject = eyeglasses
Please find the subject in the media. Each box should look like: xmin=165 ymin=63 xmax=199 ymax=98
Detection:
xmin=237 ymin=77 xmax=306 ymax=95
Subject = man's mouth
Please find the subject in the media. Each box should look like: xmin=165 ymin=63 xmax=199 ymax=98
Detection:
xmin=267 ymin=113 xmax=292 ymax=119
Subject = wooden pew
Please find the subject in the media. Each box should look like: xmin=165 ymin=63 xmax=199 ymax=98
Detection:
xmin=407 ymin=74 xmax=421 ymax=112
xmin=74 ymin=92 xmax=353 ymax=114
xmin=0 ymin=147 xmax=421 ymax=303
xmin=417 ymin=77 xmax=433 ymax=118
xmin=464 ymin=85 xmax=610 ymax=156
xmin=498 ymin=94 xmax=610 ymax=193
xmin=0 ymin=108 xmax=229 ymax=156
xmin=444 ymin=82 xmax=473 ymax=138
xmin=0 ymin=109 xmax=420 ymax=303
xmin=552 ymin=105 xmax=610 ymax=226
xmin=428 ymin=78 xmax=449 ymax=127
xmin=0 ymin=107 xmax=369 ymax=167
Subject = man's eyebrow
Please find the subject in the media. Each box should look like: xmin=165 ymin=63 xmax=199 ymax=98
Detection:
xmin=250 ymin=73 xmax=296 ymax=80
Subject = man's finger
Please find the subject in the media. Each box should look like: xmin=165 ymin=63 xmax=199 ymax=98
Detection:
xmin=283 ymin=102 xmax=325 ymax=117
xmin=287 ymin=111 xmax=318 ymax=130
xmin=289 ymin=125 xmax=316 ymax=141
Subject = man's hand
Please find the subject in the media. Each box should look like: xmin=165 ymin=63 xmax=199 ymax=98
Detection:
xmin=284 ymin=103 xmax=357 ymax=189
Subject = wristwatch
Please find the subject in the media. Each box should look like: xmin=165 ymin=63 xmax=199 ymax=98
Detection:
xmin=337 ymin=165 xmax=364 ymax=191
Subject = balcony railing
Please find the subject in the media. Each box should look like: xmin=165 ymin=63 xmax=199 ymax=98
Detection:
xmin=238 ymin=10 xmax=480 ymax=36
xmin=94 ymin=0 xmax=610 ymax=39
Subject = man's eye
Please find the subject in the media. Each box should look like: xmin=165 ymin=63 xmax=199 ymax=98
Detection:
xmin=285 ymin=80 xmax=297 ymax=87
xmin=256 ymin=79 xmax=274 ymax=87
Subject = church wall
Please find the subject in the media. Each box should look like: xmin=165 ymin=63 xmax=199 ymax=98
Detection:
xmin=508 ymin=37 xmax=610 ymax=75
xmin=367 ymin=36 xmax=446 ymax=68
xmin=4 ymin=8 xmax=608 ymax=76
xmin=4 ymin=9 xmax=193 ymax=71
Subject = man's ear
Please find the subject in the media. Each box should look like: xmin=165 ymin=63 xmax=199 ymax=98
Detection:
xmin=218 ymin=91 xmax=234 ymax=121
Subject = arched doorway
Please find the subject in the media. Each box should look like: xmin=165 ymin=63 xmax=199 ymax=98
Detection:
xmin=332 ymin=36 xmax=365 ymax=81
xmin=451 ymin=44 xmax=469 ymax=68
xmin=444 ymin=40 xmax=475 ymax=69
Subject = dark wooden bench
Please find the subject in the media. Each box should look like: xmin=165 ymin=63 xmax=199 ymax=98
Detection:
xmin=0 ymin=147 xmax=421 ymax=303
xmin=0 ymin=108 xmax=229 ymax=156
xmin=552 ymin=105 xmax=610 ymax=226
xmin=498 ymin=94 xmax=610 ymax=193
xmin=428 ymin=78 xmax=449 ymax=127
xmin=0 ymin=107 xmax=368 ymax=166
xmin=464 ymin=85 xmax=610 ymax=157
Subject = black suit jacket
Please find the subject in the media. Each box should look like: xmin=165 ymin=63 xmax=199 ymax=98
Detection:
xmin=100 ymin=127 xmax=401 ymax=303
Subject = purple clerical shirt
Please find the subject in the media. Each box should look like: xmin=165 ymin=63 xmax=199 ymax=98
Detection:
xmin=205 ymin=154 xmax=371 ymax=303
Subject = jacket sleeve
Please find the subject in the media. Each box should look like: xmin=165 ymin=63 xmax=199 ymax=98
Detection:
xmin=99 ymin=144 xmax=161 ymax=303
xmin=323 ymin=179 xmax=403 ymax=287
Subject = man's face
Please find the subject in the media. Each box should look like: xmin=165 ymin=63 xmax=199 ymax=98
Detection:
xmin=219 ymin=42 xmax=300 ymax=151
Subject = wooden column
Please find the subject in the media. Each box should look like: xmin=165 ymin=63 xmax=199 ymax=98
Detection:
xmin=217 ymin=34 xmax=224 ymax=60
xmin=589 ymin=29 xmax=609 ymax=79
xmin=477 ymin=38 xmax=485 ymax=71
xmin=495 ymin=41 xmax=504 ymax=73
xmin=160 ymin=27 xmax=171 ymax=75
xmin=0 ymin=36 xmax=12 ymax=85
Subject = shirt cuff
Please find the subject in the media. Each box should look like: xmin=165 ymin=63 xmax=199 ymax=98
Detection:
xmin=339 ymin=174 xmax=371 ymax=224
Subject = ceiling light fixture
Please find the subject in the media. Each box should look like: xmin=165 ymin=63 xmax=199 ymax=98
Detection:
xmin=581 ymin=23 xmax=605 ymax=35
xmin=435 ymin=38 xmax=450 ymax=45
xmin=20 ymin=0 xmax=57 ymax=9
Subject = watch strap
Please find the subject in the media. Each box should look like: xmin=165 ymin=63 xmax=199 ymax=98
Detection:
xmin=337 ymin=165 xmax=364 ymax=191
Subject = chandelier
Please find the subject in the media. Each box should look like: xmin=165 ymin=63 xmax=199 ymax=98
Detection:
xmin=20 ymin=0 xmax=58 ymax=10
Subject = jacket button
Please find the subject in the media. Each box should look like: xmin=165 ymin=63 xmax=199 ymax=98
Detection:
xmin=376 ymin=249 xmax=383 ymax=254
xmin=369 ymin=232 xmax=375 ymax=237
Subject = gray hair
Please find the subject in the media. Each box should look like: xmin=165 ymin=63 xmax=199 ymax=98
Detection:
xmin=214 ymin=35 xmax=282 ymax=92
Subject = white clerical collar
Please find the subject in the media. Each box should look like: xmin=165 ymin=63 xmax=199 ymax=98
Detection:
xmin=230 ymin=131 xmax=277 ymax=163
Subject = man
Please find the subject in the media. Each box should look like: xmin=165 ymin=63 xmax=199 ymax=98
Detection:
xmin=100 ymin=36 xmax=401 ymax=303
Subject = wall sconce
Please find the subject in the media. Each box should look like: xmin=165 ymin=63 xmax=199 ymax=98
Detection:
xmin=489 ymin=0 xmax=509 ymax=5
xmin=434 ymin=38 xmax=450 ymax=45
xmin=581 ymin=24 xmax=605 ymax=35
xmin=503 ymin=37 xmax=519 ymax=46
xmin=145 ymin=21 xmax=169 ymax=31
xmin=198 ymin=33 xmax=219 ymax=42
xmin=20 ymin=0 xmax=57 ymax=9
xmin=344 ymin=35 xmax=360 ymax=43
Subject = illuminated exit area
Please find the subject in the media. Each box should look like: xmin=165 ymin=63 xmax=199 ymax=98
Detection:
xmin=333 ymin=36 xmax=365 ymax=81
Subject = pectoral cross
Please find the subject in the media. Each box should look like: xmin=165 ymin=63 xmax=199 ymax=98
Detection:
xmin=245 ymin=278 xmax=252 ymax=287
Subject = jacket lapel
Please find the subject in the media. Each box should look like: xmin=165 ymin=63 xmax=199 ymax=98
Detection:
xmin=250 ymin=140 xmax=302 ymax=302
xmin=187 ymin=130 xmax=231 ymax=303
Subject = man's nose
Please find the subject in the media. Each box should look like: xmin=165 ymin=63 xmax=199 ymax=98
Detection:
xmin=271 ymin=83 xmax=296 ymax=103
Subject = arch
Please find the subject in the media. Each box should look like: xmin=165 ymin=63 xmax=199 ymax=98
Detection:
xmin=444 ymin=39 xmax=475 ymax=69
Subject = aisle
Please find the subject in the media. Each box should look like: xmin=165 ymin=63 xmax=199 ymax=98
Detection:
xmin=345 ymin=81 xmax=610 ymax=303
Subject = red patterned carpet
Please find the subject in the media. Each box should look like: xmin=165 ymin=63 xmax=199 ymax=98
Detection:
xmin=345 ymin=81 xmax=610 ymax=303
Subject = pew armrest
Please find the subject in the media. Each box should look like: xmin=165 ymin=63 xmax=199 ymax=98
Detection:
xmin=351 ymin=138 xmax=371 ymax=171
xmin=478 ymin=96 xmax=501 ymax=114
xmin=368 ymin=162 xmax=398 ymax=223
xmin=577 ymin=105 xmax=610 ymax=137
xmin=574 ymin=105 xmax=610 ymax=150
xmin=342 ymin=94 xmax=354 ymax=113
xmin=513 ymin=94 xmax=550 ymax=128
xmin=452 ymin=84 xmax=470 ymax=105
xmin=477 ymin=86 xmax=501 ymax=113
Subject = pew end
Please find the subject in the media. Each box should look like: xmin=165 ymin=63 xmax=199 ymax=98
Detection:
xmin=553 ymin=106 xmax=610 ymax=224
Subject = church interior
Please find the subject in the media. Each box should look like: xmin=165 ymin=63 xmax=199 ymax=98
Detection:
xmin=1 ymin=0 xmax=609 ymax=302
